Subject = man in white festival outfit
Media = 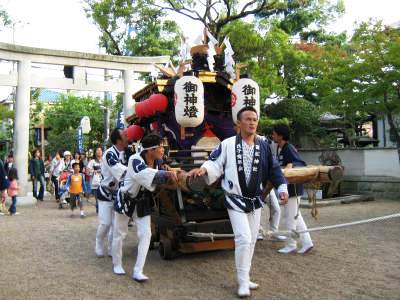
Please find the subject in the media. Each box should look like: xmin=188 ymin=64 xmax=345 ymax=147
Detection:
xmin=95 ymin=128 xmax=129 ymax=257
xmin=188 ymin=107 xmax=288 ymax=298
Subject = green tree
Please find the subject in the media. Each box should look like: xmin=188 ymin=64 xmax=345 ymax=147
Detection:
xmin=0 ymin=104 xmax=14 ymax=151
xmin=265 ymin=98 xmax=322 ymax=144
xmin=0 ymin=6 xmax=11 ymax=28
xmin=29 ymin=89 xmax=45 ymax=150
xmin=154 ymin=0 xmax=343 ymax=40
xmin=43 ymin=94 xmax=104 ymax=154
xmin=274 ymin=0 xmax=345 ymax=39
xmin=320 ymin=21 xmax=400 ymax=147
xmin=84 ymin=0 xmax=181 ymax=57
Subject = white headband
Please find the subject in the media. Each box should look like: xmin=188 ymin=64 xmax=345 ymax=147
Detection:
xmin=140 ymin=145 xmax=162 ymax=151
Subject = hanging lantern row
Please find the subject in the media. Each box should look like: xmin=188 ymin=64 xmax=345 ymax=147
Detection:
xmin=135 ymin=93 xmax=169 ymax=118
xmin=132 ymin=77 xmax=260 ymax=129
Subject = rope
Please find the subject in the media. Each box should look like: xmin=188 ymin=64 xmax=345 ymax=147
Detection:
xmin=268 ymin=212 xmax=400 ymax=239
xmin=186 ymin=213 xmax=400 ymax=242
xmin=305 ymin=182 xmax=321 ymax=219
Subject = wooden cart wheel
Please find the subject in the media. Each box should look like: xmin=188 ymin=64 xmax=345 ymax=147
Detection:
xmin=159 ymin=239 xmax=174 ymax=260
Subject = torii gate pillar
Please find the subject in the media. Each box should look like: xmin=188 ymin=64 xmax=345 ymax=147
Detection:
xmin=13 ymin=59 xmax=36 ymax=205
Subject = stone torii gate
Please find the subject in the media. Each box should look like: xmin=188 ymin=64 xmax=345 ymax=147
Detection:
xmin=0 ymin=42 xmax=169 ymax=204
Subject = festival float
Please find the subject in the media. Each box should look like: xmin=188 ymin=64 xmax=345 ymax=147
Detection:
xmin=124 ymin=31 xmax=343 ymax=259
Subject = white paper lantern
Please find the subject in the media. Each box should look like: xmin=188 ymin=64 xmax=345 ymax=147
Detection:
xmin=174 ymin=76 xmax=204 ymax=127
xmin=231 ymin=78 xmax=260 ymax=124
xmin=80 ymin=116 xmax=91 ymax=134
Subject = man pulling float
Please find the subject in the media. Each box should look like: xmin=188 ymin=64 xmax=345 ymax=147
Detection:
xmin=112 ymin=134 xmax=178 ymax=281
xmin=188 ymin=106 xmax=288 ymax=298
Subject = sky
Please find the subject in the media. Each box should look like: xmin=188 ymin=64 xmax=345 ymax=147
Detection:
xmin=0 ymin=0 xmax=399 ymax=54
xmin=0 ymin=0 xmax=399 ymax=99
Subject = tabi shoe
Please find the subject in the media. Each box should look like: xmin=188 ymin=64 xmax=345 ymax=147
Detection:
xmin=113 ymin=265 xmax=126 ymax=275
xmin=297 ymin=244 xmax=314 ymax=255
xmin=278 ymin=245 xmax=297 ymax=254
xmin=249 ymin=281 xmax=259 ymax=290
xmin=237 ymin=284 xmax=251 ymax=298
xmin=133 ymin=272 xmax=149 ymax=283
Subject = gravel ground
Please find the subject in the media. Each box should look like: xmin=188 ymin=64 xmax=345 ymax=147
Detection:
xmin=0 ymin=198 xmax=399 ymax=300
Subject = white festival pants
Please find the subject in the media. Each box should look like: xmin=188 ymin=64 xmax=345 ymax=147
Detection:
xmin=266 ymin=190 xmax=281 ymax=232
xmin=112 ymin=210 xmax=151 ymax=275
xmin=95 ymin=200 xmax=114 ymax=254
xmin=228 ymin=208 xmax=261 ymax=286
xmin=283 ymin=196 xmax=312 ymax=248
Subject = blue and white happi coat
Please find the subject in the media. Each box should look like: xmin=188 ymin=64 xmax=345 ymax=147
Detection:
xmin=114 ymin=153 xmax=166 ymax=218
xmin=201 ymin=135 xmax=288 ymax=213
xmin=97 ymin=145 xmax=127 ymax=202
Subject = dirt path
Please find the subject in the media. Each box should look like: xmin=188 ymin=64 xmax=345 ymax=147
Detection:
xmin=0 ymin=198 xmax=399 ymax=300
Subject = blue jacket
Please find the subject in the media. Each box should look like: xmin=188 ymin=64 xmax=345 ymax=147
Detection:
xmin=277 ymin=143 xmax=306 ymax=197
xmin=0 ymin=160 xmax=9 ymax=191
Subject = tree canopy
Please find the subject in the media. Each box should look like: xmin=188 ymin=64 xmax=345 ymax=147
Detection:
xmin=43 ymin=94 xmax=104 ymax=155
xmin=81 ymin=1 xmax=400 ymax=149
xmin=319 ymin=21 xmax=400 ymax=146
xmin=0 ymin=6 xmax=11 ymax=28
xmin=84 ymin=0 xmax=181 ymax=57
xmin=154 ymin=0 xmax=344 ymax=40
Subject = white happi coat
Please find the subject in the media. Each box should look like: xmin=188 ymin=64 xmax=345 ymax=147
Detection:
xmin=201 ymin=135 xmax=287 ymax=213
xmin=98 ymin=145 xmax=127 ymax=202
xmin=119 ymin=153 xmax=160 ymax=197
xmin=115 ymin=153 xmax=163 ymax=218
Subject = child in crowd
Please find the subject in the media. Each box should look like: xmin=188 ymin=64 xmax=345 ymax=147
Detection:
xmin=61 ymin=162 xmax=88 ymax=218
xmin=7 ymin=168 xmax=19 ymax=215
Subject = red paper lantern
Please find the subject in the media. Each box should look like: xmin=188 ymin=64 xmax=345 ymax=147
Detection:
xmin=135 ymin=101 xmax=145 ymax=118
xmin=149 ymin=94 xmax=168 ymax=113
xmin=141 ymin=99 xmax=156 ymax=117
xmin=124 ymin=124 xmax=144 ymax=142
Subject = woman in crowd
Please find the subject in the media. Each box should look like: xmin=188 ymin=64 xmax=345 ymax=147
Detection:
xmin=87 ymin=146 xmax=103 ymax=214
